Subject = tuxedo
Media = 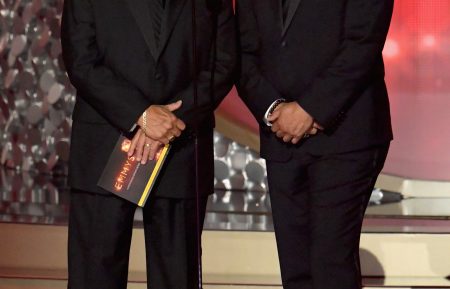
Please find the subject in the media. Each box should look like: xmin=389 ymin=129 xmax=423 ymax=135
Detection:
xmin=236 ymin=0 xmax=393 ymax=288
xmin=61 ymin=0 xmax=235 ymax=288
xmin=62 ymin=0 xmax=235 ymax=198
xmin=237 ymin=0 xmax=393 ymax=160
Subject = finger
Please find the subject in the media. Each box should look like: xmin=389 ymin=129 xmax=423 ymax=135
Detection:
xmin=271 ymin=122 xmax=280 ymax=133
xmin=148 ymin=141 xmax=161 ymax=161
xmin=154 ymin=146 xmax=164 ymax=161
xmin=176 ymin=119 xmax=186 ymax=130
xmin=294 ymin=124 xmax=310 ymax=138
xmin=308 ymin=127 xmax=318 ymax=135
xmin=276 ymin=130 xmax=285 ymax=138
xmin=162 ymin=117 xmax=181 ymax=131
xmin=283 ymin=134 xmax=293 ymax=143
xmin=141 ymin=140 xmax=151 ymax=165
xmin=163 ymin=128 xmax=179 ymax=142
xmin=162 ymin=119 xmax=174 ymax=130
xmin=158 ymin=135 xmax=170 ymax=145
xmin=164 ymin=134 xmax=175 ymax=144
xmin=165 ymin=100 xmax=183 ymax=112
xmin=169 ymin=127 xmax=182 ymax=138
xmin=149 ymin=128 xmax=169 ymax=144
xmin=135 ymin=133 xmax=147 ymax=162
xmin=128 ymin=130 xmax=141 ymax=157
xmin=291 ymin=136 xmax=302 ymax=144
xmin=313 ymin=122 xmax=324 ymax=130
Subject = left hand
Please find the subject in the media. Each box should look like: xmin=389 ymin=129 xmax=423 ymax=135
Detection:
xmin=128 ymin=128 xmax=163 ymax=164
xmin=268 ymin=102 xmax=316 ymax=144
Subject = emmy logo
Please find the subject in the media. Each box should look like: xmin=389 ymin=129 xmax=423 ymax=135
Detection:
xmin=121 ymin=139 xmax=131 ymax=153
xmin=114 ymin=138 xmax=136 ymax=191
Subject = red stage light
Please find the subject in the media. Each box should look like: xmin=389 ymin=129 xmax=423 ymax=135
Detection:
xmin=422 ymin=34 xmax=436 ymax=48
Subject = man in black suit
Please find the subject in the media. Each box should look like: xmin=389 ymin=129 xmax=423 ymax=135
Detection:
xmin=61 ymin=0 xmax=235 ymax=288
xmin=237 ymin=0 xmax=393 ymax=288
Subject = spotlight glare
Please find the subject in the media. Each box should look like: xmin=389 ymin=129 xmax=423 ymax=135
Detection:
xmin=423 ymin=35 xmax=436 ymax=48
xmin=383 ymin=39 xmax=399 ymax=58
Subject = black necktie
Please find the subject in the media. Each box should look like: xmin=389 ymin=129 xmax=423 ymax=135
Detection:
xmin=150 ymin=0 xmax=165 ymax=48
xmin=282 ymin=0 xmax=290 ymax=23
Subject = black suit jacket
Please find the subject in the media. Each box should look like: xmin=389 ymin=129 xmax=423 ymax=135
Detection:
xmin=61 ymin=0 xmax=236 ymax=198
xmin=237 ymin=0 xmax=394 ymax=161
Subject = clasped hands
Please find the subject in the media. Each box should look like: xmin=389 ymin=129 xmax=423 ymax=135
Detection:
xmin=128 ymin=100 xmax=186 ymax=164
xmin=268 ymin=101 xmax=323 ymax=144
xmin=126 ymin=100 xmax=320 ymax=164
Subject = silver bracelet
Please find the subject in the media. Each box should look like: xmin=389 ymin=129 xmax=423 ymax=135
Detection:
xmin=268 ymin=99 xmax=286 ymax=116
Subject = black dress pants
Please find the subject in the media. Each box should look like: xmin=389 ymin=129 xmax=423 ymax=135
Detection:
xmin=266 ymin=145 xmax=389 ymax=289
xmin=67 ymin=189 xmax=207 ymax=289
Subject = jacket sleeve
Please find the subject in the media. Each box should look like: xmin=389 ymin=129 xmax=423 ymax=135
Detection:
xmin=61 ymin=0 xmax=151 ymax=132
xmin=235 ymin=0 xmax=282 ymax=123
xmin=296 ymin=0 xmax=394 ymax=129
xmin=173 ymin=0 xmax=237 ymax=127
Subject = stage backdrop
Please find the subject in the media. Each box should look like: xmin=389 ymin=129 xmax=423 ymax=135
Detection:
xmin=0 ymin=0 xmax=449 ymax=182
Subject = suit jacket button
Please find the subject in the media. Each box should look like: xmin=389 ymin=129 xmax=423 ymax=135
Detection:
xmin=281 ymin=41 xmax=287 ymax=47
xmin=155 ymin=73 xmax=162 ymax=80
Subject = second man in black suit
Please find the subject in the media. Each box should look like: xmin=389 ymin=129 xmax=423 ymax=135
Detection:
xmin=237 ymin=0 xmax=394 ymax=288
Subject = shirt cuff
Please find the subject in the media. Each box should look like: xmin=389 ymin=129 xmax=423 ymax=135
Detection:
xmin=263 ymin=99 xmax=285 ymax=126
xmin=130 ymin=123 xmax=137 ymax=132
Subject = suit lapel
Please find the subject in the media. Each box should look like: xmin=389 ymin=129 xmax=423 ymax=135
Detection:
xmin=157 ymin=0 xmax=188 ymax=60
xmin=282 ymin=0 xmax=302 ymax=37
xmin=125 ymin=0 xmax=158 ymax=60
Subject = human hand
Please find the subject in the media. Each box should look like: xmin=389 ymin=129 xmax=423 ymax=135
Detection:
xmin=290 ymin=122 xmax=324 ymax=144
xmin=268 ymin=101 xmax=314 ymax=143
xmin=128 ymin=128 xmax=163 ymax=164
xmin=138 ymin=100 xmax=186 ymax=144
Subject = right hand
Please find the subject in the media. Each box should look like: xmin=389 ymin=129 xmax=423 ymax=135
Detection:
xmin=139 ymin=100 xmax=186 ymax=144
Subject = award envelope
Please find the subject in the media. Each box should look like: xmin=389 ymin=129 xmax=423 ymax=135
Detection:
xmin=97 ymin=135 xmax=170 ymax=207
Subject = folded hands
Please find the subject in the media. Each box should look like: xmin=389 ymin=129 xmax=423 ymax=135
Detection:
xmin=128 ymin=100 xmax=186 ymax=164
xmin=267 ymin=102 xmax=323 ymax=144
xmin=127 ymin=99 xmax=322 ymax=164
